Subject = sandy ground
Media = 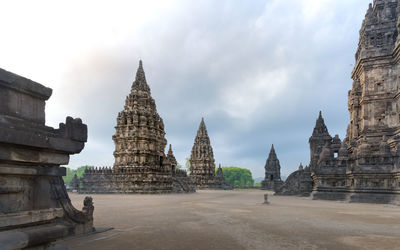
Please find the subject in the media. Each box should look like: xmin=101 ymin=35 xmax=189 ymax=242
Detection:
xmin=60 ymin=190 xmax=400 ymax=250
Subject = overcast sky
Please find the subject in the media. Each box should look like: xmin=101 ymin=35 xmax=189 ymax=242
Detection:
xmin=0 ymin=0 xmax=369 ymax=178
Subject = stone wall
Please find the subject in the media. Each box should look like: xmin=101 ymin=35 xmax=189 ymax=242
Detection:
xmin=0 ymin=68 xmax=94 ymax=248
xmin=275 ymin=165 xmax=313 ymax=196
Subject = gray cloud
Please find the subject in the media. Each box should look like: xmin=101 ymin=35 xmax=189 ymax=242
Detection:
xmin=0 ymin=0 xmax=369 ymax=178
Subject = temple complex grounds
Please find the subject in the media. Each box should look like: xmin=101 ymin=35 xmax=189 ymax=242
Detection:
xmin=60 ymin=190 xmax=400 ymax=250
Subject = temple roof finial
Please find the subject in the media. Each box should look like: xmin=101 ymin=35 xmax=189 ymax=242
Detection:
xmin=312 ymin=111 xmax=330 ymax=137
xmin=269 ymin=144 xmax=276 ymax=157
xmin=132 ymin=60 xmax=149 ymax=92
xmin=167 ymin=144 xmax=174 ymax=156
xmin=199 ymin=117 xmax=206 ymax=131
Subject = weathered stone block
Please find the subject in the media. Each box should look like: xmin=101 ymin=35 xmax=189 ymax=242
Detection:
xmin=0 ymin=67 xmax=94 ymax=248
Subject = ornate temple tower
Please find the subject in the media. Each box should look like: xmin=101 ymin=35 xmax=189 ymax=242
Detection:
xmin=309 ymin=112 xmax=333 ymax=171
xmin=111 ymin=60 xmax=172 ymax=193
xmin=166 ymin=144 xmax=178 ymax=172
xmin=349 ymin=0 xmax=400 ymax=145
xmin=308 ymin=0 xmax=400 ymax=204
xmin=189 ymin=118 xmax=217 ymax=188
xmin=261 ymin=145 xmax=282 ymax=190
xmin=80 ymin=60 xmax=194 ymax=194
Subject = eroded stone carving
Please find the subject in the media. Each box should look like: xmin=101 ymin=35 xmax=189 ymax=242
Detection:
xmin=0 ymin=68 xmax=94 ymax=248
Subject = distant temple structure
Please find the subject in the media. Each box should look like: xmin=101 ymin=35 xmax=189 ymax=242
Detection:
xmin=80 ymin=61 xmax=193 ymax=193
xmin=277 ymin=0 xmax=400 ymax=204
xmin=168 ymin=144 xmax=196 ymax=192
xmin=275 ymin=163 xmax=313 ymax=196
xmin=167 ymin=144 xmax=178 ymax=172
xmin=261 ymin=145 xmax=283 ymax=190
xmin=189 ymin=118 xmax=229 ymax=189
xmin=0 ymin=68 xmax=94 ymax=248
xmin=70 ymin=174 xmax=81 ymax=191
xmin=215 ymin=164 xmax=229 ymax=188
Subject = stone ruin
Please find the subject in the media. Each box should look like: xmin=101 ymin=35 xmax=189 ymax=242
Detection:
xmin=311 ymin=0 xmax=400 ymax=204
xmin=80 ymin=61 xmax=194 ymax=194
xmin=261 ymin=145 xmax=283 ymax=190
xmin=215 ymin=164 xmax=229 ymax=188
xmin=189 ymin=118 xmax=230 ymax=189
xmin=275 ymin=164 xmax=313 ymax=196
xmin=167 ymin=144 xmax=196 ymax=193
xmin=277 ymin=0 xmax=400 ymax=204
xmin=275 ymin=113 xmax=326 ymax=196
xmin=69 ymin=174 xmax=81 ymax=191
xmin=0 ymin=68 xmax=94 ymax=248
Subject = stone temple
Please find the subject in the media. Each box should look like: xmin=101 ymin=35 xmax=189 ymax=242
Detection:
xmin=215 ymin=164 xmax=229 ymax=188
xmin=275 ymin=114 xmax=321 ymax=196
xmin=278 ymin=0 xmax=400 ymax=204
xmin=189 ymin=118 xmax=229 ymax=189
xmin=80 ymin=61 xmax=193 ymax=193
xmin=0 ymin=68 xmax=94 ymax=248
xmin=70 ymin=173 xmax=81 ymax=191
xmin=261 ymin=145 xmax=283 ymax=190
xmin=168 ymin=144 xmax=196 ymax=193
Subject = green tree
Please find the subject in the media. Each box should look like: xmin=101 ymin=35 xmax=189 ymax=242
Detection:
xmin=62 ymin=165 xmax=93 ymax=185
xmin=217 ymin=166 xmax=254 ymax=187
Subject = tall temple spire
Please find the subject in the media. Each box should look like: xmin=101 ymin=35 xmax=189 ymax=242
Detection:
xmin=261 ymin=144 xmax=282 ymax=190
xmin=312 ymin=111 xmax=329 ymax=136
xmin=197 ymin=117 xmax=207 ymax=136
xmin=266 ymin=145 xmax=280 ymax=173
xmin=167 ymin=144 xmax=177 ymax=167
xmin=131 ymin=60 xmax=150 ymax=92
xmin=81 ymin=61 xmax=193 ymax=194
xmin=189 ymin=118 xmax=218 ymax=188
xmin=270 ymin=144 xmax=276 ymax=156
xmin=309 ymin=111 xmax=332 ymax=171
xmin=111 ymin=60 xmax=170 ymax=193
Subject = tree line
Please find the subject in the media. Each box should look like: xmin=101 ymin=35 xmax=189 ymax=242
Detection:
xmin=63 ymin=165 xmax=256 ymax=188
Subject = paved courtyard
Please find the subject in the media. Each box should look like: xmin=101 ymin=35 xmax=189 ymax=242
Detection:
xmin=61 ymin=190 xmax=400 ymax=250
